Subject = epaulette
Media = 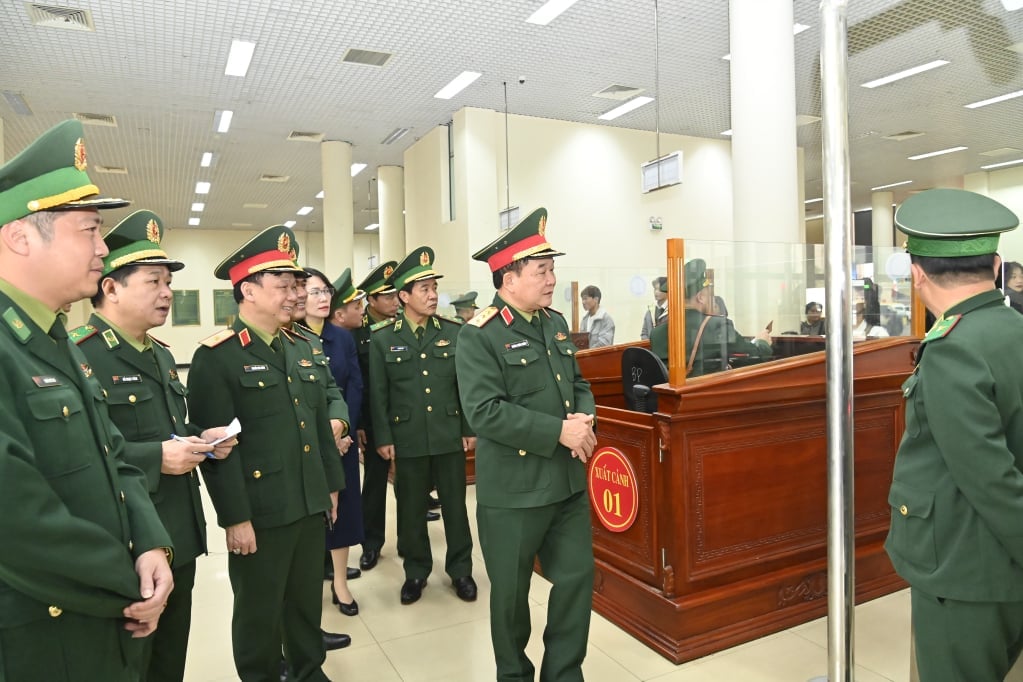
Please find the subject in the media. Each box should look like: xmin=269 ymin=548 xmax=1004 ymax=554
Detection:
xmin=148 ymin=333 xmax=170 ymax=349
xmin=2 ymin=308 xmax=31 ymax=343
xmin=199 ymin=329 xmax=236 ymax=348
xmin=923 ymin=314 xmax=961 ymax=343
xmin=371 ymin=318 xmax=396 ymax=332
xmin=468 ymin=306 xmax=498 ymax=328
xmin=69 ymin=324 xmax=98 ymax=345
xmin=438 ymin=314 xmax=464 ymax=326
xmin=281 ymin=327 xmax=305 ymax=344
xmin=292 ymin=321 xmax=314 ymax=335
xmin=543 ymin=306 xmax=563 ymax=319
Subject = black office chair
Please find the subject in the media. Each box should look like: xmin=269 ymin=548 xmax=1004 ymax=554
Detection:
xmin=621 ymin=347 xmax=669 ymax=413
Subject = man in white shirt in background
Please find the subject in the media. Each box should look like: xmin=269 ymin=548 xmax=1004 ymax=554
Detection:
xmin=580 ymin=285 xmax=614 ymax=348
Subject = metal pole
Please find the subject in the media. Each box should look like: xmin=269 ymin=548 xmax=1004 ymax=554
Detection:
xmin=820 ymin=1 xmax=855 ymax=681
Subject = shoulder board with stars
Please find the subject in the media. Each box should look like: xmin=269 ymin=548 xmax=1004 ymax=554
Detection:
xmin=69 ymin=324 xmax=98 ymax=345
xmin=148 ymin=334 xmax=170 ymax=349
xmin=923 ymin=314 xmax=961 ymax=343
xmin=467 ymin=306 xmax=498 ymax=328
xmin=281 ymin=327 xmax=305 ymax=344
xmin=371 ymin=318 xmax=396 ymax=332
xmin=438 ymin=314 xmax=464 ymax=326
xmin=199 ymin=329 xmax=236 ymax=348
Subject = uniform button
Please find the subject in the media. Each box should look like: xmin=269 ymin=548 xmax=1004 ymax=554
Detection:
xmin=171 ymin=415 xmax=177 ymax=424
xmin=294 ymin=398 xmax=300 ymax=405
xmin=104 ymin=445 xmax=110 ymax=455
xmin=258 ymin=381 xmax=265 ymax=388
xmin=899 ymin=505 xmax=908 ymax=516
xmin=556 ymin=374 xmax=562 ymax=381
xmin=425 ymin=388 xmax=431 ymax=394
xmin=309 ymin=374 xmax=316 ymax=380
xmin=300 ymin=421 xmax=306 ymax=429
xmin=520 ymin=358 xmax=527 ymax=365
xmin=420 ymin=353 xmax=427 ymax=359
xmin=102 ymin=389 xmax=108 ymax=398
xmin=443 ymin=352 xmax=449 ymax=357
xmin=567 ymin=349 xmax=573 ymax=355
xmin=427 ymin=406 xmax=433 ymax=412
xmin=62 ymin=405 xmax=69 ymax=417
xmin=303 ymin=444 xmax=311 ymax=453
xmin=128 ymin=540 xmax=134 ymax=551
xmin=48 ymin=606 xmax=62 ymax=618
xmin=394 ymin=416 xmax=400 ymax=423
xmin=518 ymin=449 xmax=526 ymax=456
xmin=288 ymin=377 xmax=293 ymax=383
xmin=128 ymin=395 xmax=137 ymax=404
xmin=396 ymin=358 xmax=402 ymax=363
xmin=422 ymin=370 xmax=429 ymax=376
xmin=253 ymin=470 xmax=262 ymax=479
xmin=120 ymin=491 xmax=125 ymax=503
xmin=547 ymin=350 xmax=552 ymax=356
xmin=565 ymin=400 xmax=570 ymax=407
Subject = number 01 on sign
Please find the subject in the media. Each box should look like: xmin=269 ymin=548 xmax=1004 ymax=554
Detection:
xmin=587 ymin=446 xmax=639 ymax=532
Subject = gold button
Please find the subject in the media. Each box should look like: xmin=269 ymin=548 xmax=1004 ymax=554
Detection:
xmin=547 ymin=350 xmax=552 ymax=356
xmin=567 ymin=349 xmax=573 ymax=355
xmin=443 ymin=352 xmax=448 ymax=357
xmin=253 ymin=470 xmax=262 ymax=479
xmin=309 ymin=374 xmax=316 ymax=380
xmin=556 ymin=374 xmax=562 ymax=381
xmin=62 ymin=405 xmax=69 ymax=417
xmin=104 ymin=445 xmax=110 ymax=455
xmin=518 ymin=449 xmax=526 ymax=456
xmin=128 ymin=395 xmax=137 ymax=404
xmin=48 ymin=606 xmax=62 ymax=618
xmin=520 ymin=358 xmax=527 ymax=365
xmin=425 ymin=388 xmax=431 ymax=394
xmin=294 ymin=398 xmax=299 ymax=405
xmin=172 ymin=415 xmax=177 ymax=424
xmin=258 ymin=381 xmax=265 ymax=388
xmin=565 ymin=400 xmax=570 ymax=407
xmin=102 ymin=389 xmax=108 ymax=398
xmin=394 ymin=416 xmax=400 ymax=423
xmin=128 ymin=540 xmax=134 ymax=551
xmin=421 ymin=353 xmax=427 ymax=359
xmin=288 ymin=377 xmax=293 ymax=383
xmin=427 ymin=406 xmax=433 ymax=412
xmin=422 ymin=370 xmax=429 ymax=376
xmin=300 ymin=421 xmax=306 ymax=429
xmin=396 ymin=358 xmax=402 ymax=363
xmin=303 ymin=444 xmax=311 ymax=453
xmin=899 ymin=505 xmax=908 ymax=516
xmin=120 ymin=491 xmax=125 ymax=503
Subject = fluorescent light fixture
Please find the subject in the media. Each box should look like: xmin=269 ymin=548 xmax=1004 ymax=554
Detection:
xmin=351 ymin=163 xmax=367 ymax=177
xmin=964 ymin=89 xmax=1023 ymax=109
xmin=200 ymin=152 xmax=213 ymax=167
xmin=381 ymin=127 xmax=411 ymax=145
xmin=315 ymin=190 xmax=324 ymax=199
xmin=526 ymin=0 xmax=580 ymax=25
xmin=191 ymin=202 xmax=205 ymax=211
xmin=214 ymin=109 xmax=233 ymax=133
xmin=434 ymin=71 xmax=482 ymax=99
xmin=804 ymin=197 xmax=823 ymax=204
xmin=598 ymin=96 xmax=654 ymax=121
xmin=365 ymin=223 xmax=380 ymax=231
xmin=296 ymin=206 xmax=314 ymax=216
xmin=188 ymin=218 xmax=200 ymax=226
xmin=861 ymin=60 xmax=949 ymax=88
xmin=195 ymin=181 xmax=211 ymax=194
xmin=870 ymin=180 xmax=913 ymax=190
xmin=225 ymin=40 xmax=256 ymax=77
xmin=981 ymin=158 xmax=1023 ymax=170
xmin=284 ymin=220 xmax=296 ymax=228
xmin=1001 ymin=0 xmax=1023 ymax=9
xmin=2 ymin=90 xmax=32 ymax=116
xmin=721 ymin=129 xmax=732 ymax=136
xmin=908 ymin=146 xmax=967 ymax=161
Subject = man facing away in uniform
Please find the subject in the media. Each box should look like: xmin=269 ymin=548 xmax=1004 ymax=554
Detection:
xmin=369 ymin=246 xmax=478 ymax=605
xmin=456 ymin=208 xmax=597 ymax=682
xmin=0 ymin=120 xmax=174 ymax=680
xmin=72 ymin=209 xmax=237 ymax=682
xmin=187 ymin=225 xmax=346 ymax=682
xmin=450 ymin=290 xmax=479 ymax=323
xmin=885 ymin=188 xmax=1023 ymax=682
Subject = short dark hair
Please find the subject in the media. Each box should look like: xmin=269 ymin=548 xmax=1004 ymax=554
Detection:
xmin=493 ymin=259 xmax=530 ymax=290
xmin=581 ymin=285 xmax=601 ymax=301
xmin=90 ymin=264 xmax=141 ymax=308
xmin=910 ymin=253 xmax=996 ymax=286
xmin=1005 ymin=261 xmax=1023 ymax=280
xmin=805 ymin=302 xmax=823 ymax=314
xmin=233 ymin=272 xmax=266 ymax=303
xmin=653 ymin=276 xmax=667 ymax=291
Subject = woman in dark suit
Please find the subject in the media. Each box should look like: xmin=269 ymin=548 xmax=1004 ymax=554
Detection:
xmin=304 ymin=268 xmax=366 ymax=616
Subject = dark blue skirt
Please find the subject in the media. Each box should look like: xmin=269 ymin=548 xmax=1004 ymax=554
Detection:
xmin=326 ymin=448 xmax=365 ymax=549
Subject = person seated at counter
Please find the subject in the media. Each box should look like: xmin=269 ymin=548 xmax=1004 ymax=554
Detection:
xmin=852 ymin=300 xmax=889 ymax=338
xmin=800 ymin=302 xmax=825 ymax=335
xmin=650 ymin=259 xmax=772 ymax=377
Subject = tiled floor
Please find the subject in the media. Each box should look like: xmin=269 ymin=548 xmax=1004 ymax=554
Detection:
xmin=184 ymin=476 xmax=913 ymax=682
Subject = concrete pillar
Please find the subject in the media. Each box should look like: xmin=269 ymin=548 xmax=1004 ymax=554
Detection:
xmin=378 ymin=165 xmax=406 ymax=260
xmin=963 ymin=171 xmax=990 ymax=195
xmin=320 ymin=140 xmax=354 ymax=278
xmin=871 ymin=191 xmax=894 ymax=250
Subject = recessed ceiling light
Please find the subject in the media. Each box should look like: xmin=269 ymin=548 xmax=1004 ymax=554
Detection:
xmin=195 ymin=182 xmax=211 ymax=194
xmin=188 ymin=218 xmax=200 ymax=226
xmin=870 ymin=180 xmax=913 ymax=190
xmin=214 ymin=110 xmax=233 ymax=133
xmin=351 ymin=163 xmax=367 ymax=177
xmin=365 ymin=223 xmax=380 ymax=231
xmin=381 ymin=127 xmax=411 ymax=145
xmin=598 ymin=96 xmax=654 ymax=121
xmin=980 ymin=158 xmax=1023 ymax=170
xmin=225 ymin=40 xmax=256 ymax=77
xmin=964 ymin=89 xmax=1023 ymax=109
xmin=315 ymin=190 xmax=324 ymax=199
xmin=200 ymin=152 xmax=213 ymax=167
xmin=297 ymin=206 xmax=314 ymax=216
xmin=284 ymin=220 xmax=296 ymax=228
xmin=191 ymin=202 xmax=205 ymax=211
xmin=907 ymin=146 xmax=967 ymax=160
xmin=526 ymin=0 xmax=581 ymax=25
xmin=860 ymin=60 xmax=949 ymax=88
xmin=435 ymin=71 xmax=482 ymax=99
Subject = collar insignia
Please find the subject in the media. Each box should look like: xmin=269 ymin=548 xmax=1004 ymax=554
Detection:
xmin=500 ymin=306 xmax=515 ymax=326
xmin=555 ymin=332 xmax=567 ymax=341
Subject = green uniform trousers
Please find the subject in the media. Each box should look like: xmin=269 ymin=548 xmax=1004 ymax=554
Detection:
xmin=395 ymin=451 xmax=471 ymax=581
xmin=140 ymin=560 xmax=196 ymax=682
xmin=228 ymin=515 xmax=328 ymax=682
xmin=360 ymin=432 xmax=391 ymax=554
xmin=912 ymin=587 xmax=1023 ymax=682
xmin=477 ymin=491 xmax=593 ymax=682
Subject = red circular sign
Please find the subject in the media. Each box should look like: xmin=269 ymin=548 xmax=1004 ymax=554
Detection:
xmin=587 ymin=446 xmax=639 ymax=532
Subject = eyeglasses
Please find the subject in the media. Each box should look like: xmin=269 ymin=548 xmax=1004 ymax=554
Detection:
xmin=307 ymin=288 xmax=334 ymax=298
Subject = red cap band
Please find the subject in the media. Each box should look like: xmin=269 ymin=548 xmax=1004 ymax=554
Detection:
xmin=486 ymin=234 xmax=550 ymax=272
xmin=228 ymin=251 xmax=296 ymax=285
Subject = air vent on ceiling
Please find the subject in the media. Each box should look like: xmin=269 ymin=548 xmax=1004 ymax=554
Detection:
xmin=93 ymin=165 xmax=127 ymax=174
xmin=287 ymin=131 xmax=324 ymax=143
xmin=258 ymin=175 xmax=289 ymax=183
xmin=593 ymin=84 xmax=645 ymax=101
xmin=243 ymin=203 xmax=269 ymax=209
xmin=2 ymin=91 xmax=32 ymax=116
xmin=73 ymin=112 xmax=117 ymax=127
xmin=980 ymin=147 xmax=1022 ymax=157
xmin=883 ymin=131 xmax=925 ymax=142
xmin=342 ymin=48 xmax=392 ymax=67
xmin=26 ymin=3 xmax=95 ymax=31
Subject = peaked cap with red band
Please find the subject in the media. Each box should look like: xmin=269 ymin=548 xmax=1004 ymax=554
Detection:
xmin=471 ymin=207 xmax=565 ymax=272
xmin=214 ymin=224 xmax=303 ymax=284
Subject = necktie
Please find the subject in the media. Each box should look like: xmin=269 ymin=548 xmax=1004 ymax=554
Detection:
xmin=530 ymin=315 xmax=542 ymax=336
xmin=270 ymin=335 xmax=283 ymax=353
xmin=415 ymin=327 xmax=424 ymax=343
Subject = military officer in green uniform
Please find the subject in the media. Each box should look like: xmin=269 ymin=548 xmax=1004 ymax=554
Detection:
xmin=186 ymin=226 xmax=346 ymax=682
xmin=649 ymin=259 xmax=772 ymax=376
xmin=450 ymin=290 xmax=479 ymax=323
xmin=455 ymin=208 xmax=597 ymax=682
xmin=369 ymin=247 xmax=478 ymax=605
xmin=355 ymin=260 xmax=399 ymax=571
xmin=72 ymin=209 xmax=238 ymax=682
xmin=885 ymin=189 xmax=1023 ymax=682
xmin=0 ymin=120 xmax=174 ymax=680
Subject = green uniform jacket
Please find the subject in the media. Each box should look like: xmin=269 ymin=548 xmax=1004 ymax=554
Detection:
xmin=886 ymin=289 xmax=1023 ymax=601
xmin=292 ymin=322 xmax=351 ymax=429
xmin=455 ymin=297 xmax=595 ymax=508
xmin=73 ymin=314 xmax=207 ymax=565
xmin=0 ymin=292 xmax=171 ymax=625
xmin=187 ymin=319 xmax=344 ymax=530
xmin=650 ymin=307 xmax=771 ymax=375
xmin=369 ymin=313 xmax=471 ymax=455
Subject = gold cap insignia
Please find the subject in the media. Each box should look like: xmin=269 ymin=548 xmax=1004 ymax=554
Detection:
xmin=278 ymin=233 xmax=291 ymax=253
xmin=538 ymin=215 xmax=547 ymax=237
xmin=145 ymin=219 xmax=160 ymax=244
xmin=74 ymin=138 xmax=88 ymax=171
xmin=289 ymin=248 xmax=297 ymax=261
xmin=384 ymin=265 xmax=394 ymax=279
xmin=420 ymin=251 xmax=430 ymax=266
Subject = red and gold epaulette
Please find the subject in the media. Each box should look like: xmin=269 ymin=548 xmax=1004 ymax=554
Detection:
xmin=148 ymin=333 xmax=170 ymax=348
xmin=468 ymin=306 xmax=498 ymax=328
xmin=69 ymin=324 xmax=98 ymax=345
xmin=281 ymin=327 xmax=305 ymax=344
xmin=199 ymin=329 xmax=236 ymax=348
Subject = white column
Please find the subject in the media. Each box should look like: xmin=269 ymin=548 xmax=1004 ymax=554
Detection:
xmin=963 ymin=171 xmax=990 ymax=195
xmin=871 ymin=191 xmax=894 ymax=250
xmin=321 ymin=141 xmax=354 ymax=278
xmin=728 ymin=0 xmax=800 ymax=243
xmin=378 ymin=165 xmax=406 ymax=259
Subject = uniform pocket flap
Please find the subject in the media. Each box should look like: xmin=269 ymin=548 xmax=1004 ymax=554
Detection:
xmin=25 ymin=388 xmax=84 ymax=421
xmin=502 ymin=348 xmax=540 ymax=366
xmin=238 ymin=373 xmax=279 ymax=390
xmin=888 ymin=480 xmax=934 ymax=519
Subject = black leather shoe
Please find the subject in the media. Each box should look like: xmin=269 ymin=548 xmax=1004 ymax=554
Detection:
xmin=321 ymin=629 xmax=352 ymax=651
xmin=426 ymin=510 xmax=441 ymax=522
xmin=453 ymin=575 xmax=478 ymax=602
xmin=346 ymin=566 xmax=362 ymax=580
xmin=428 ymin=494 xmax=441 ymax=509
xmin=359 ymin=549 xmax=379 ymax=571
xmin=338 ymin=598 xmax=359 ymax=616
xmin=400 ymin=578 xmax=427 ymax=605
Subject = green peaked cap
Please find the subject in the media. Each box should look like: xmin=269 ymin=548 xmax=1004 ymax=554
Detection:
xmin=330 ymin=268 xmax=366 ymax=310
xmin=0 ymin=119 xmax=129 ymax=225
xmin=684 ymin=258 xmax=713 ymax=297
xmin=450 ymin=291 xmax=479 ymax=309
xmin=214 ymin=224 xmax=303 ymax=284
xmin=358 ymin=260 xmax=398 ymax=295
xmin=387 ymin=246 xmax=443 ymax=291
xmin=895 ymin=188 xmax=1019 ymax=257
xmin=102 ymin=210 xmax=184 ymax=277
